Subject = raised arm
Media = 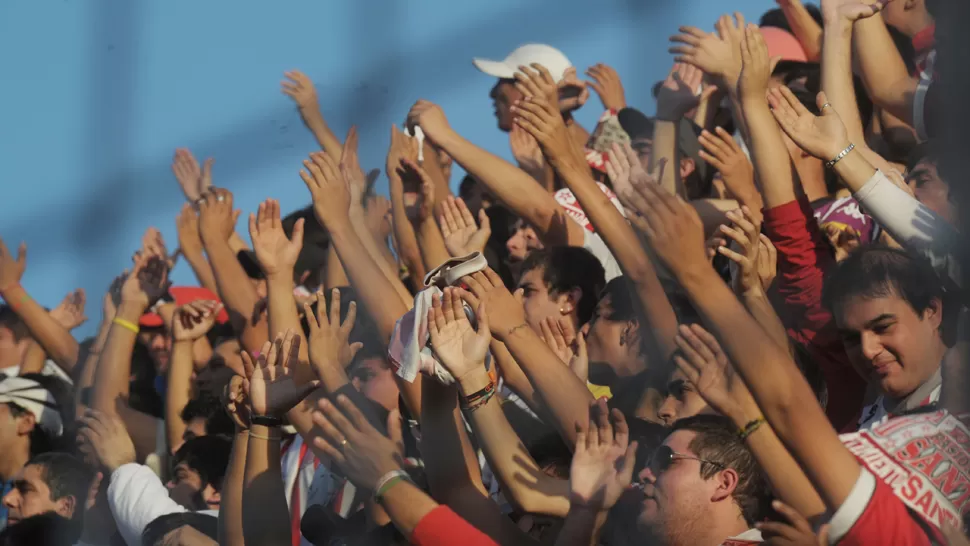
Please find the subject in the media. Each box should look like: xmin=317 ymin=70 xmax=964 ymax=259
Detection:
xmin=386 ymin=125 xmax=428 ymax=281
xmin=0 ymin=240 xmax=81 ymax=374
xmin=852 ymin=6 xmax=919 ymax=124
xmin=653 ymin=63 xmax=709 ymax=198
xmin=282 ymin=70 xmax=344 ymax=162
xmin=219 ymin=375 xmax=250 ymax=546
xmin=408 ymin=100 xmax=585 ymax=248
xmin=777 ymin=0 xmax=824 ymax=61
xmin=165 ymin=301 xmax=222 ymax=451
xmin=175 ymin=203 xmax=218 ymax=294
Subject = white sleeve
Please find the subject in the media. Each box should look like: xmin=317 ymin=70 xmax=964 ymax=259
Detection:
xmin=853 ymin=170 xmax=960 ymax=286
xmin=826 ymin=469 xmax=877 ymax=545
xmin=582 ymin=230 xmax=623 ymax=282
xmin=107 ymin=463 xmax=187 ymax=546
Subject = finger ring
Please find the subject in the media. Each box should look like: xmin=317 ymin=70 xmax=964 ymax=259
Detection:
xmin=216 ymin=195 xmax=226 ymax=203
xmin=194 ymin=197 xmax=206 ymax=207
xmin=339 ymin=438 xmax=348 ymax=448
xmin=820 ymin=103 xmax=831 ymax=110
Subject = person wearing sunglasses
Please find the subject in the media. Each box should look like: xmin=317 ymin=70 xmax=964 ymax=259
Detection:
xmin=626 ymin=415 xmax=771 ymax=546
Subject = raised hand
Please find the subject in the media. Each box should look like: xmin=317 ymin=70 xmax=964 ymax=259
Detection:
xmin=768 ymin=87 xmax=850 ymax=161
xmin=140 ymin=227 xmax=169 ymax=260
xmin=175 ymin=203 xmax=204 ymax=256
xmin=737 ymin=25 xmax=774 ymax=105
xmin=457 ymin=268 xmax=527 ymax=340
xmin=586 ymin=63 xmax=627 ymax=111
xmin=304 ymin=288 xmax=363 ymax=380
xmin=655 ymin=62 xmax=706 ymax=122
xmin=513 ymin=63 xmax=559 ymax=109
xmin=569 ymin=399 xmax=637 ymax=513
xmin=822 ymin=0 xmax=893 ymax=25
xmin=540 ymin=317 xmax=588 ymax=382
xmin=281 ymin=70 xmax=319 ymax=110
xmin=714 ymin=206 xmax=765 ymax=295
xmin=669 ymin=21 xmax=741 ymax=88
xmin=50 ymin=289 xmax=88 ymax=331
xmin=103 ymin=272 xmax=126 ymax=321
xmin=77 ymin=409 xmax=137 ymax=473
xmin=170 ymin=300 xmax=223 ymax=342
xmin=198 ymin=188 xmax=241 ymax=247
xmin=310 ymin=394 xmax=404 ymax=491
xmin=406 ymin=100 xmax=452 ymax=143
xmin=619 ymin=174 xmax=708 ymax=279
xmin=439 ymin=196 xmax=491 ymax=257
xmin=757 ymin=500 xmax=831 ymax=546
xmin=0 ymin=237 xmax=26 ymax=292
xmin=243 ymin=331 xmax=317 ymax=418
xmin=120 ymin=254 xmax=170 ymax=311
xmin=558 ymin=67 xmax=591 ymax=113
xmin=340 ymin=126 xmax=368 ymax=211
xmin=698 ymin=128 xmax=755 ymax=201
xmin=427 ymin=287 xmax=490 ymax=381
xmin=395 ymin=158 xmax=435 ymax=223
xmin=509 ymin=124 xmax=546 ymax=178
xmin=386 ymin=125 xmax=416 ymax=180
xmin=223 ymin=374 xmax=251 ymax=430
xmin=510 ymin=67 xmax=584 ymax=171
xmin=757 ymin=234 xmax=777 ymax=292
xmin=606 ymin=141 xmax=658 ymax=199
xmin=171 ymin=148 xmax=213 ymax=203
xmin=365 ymin=194 xmax=392 ymax=239
xmin=672 ymin=323 xmax=754 ymax=421
xmin=248 ymin=199 xmax=305 ymax=278
xmin=301 ymin=151 xmax=352 ymax=228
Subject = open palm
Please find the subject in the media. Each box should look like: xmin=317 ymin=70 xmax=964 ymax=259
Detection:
xmin=249 ymin=199 xmax=304 ymax=277
xmin=243 ymin=331 xmax=316 ymax=417
xmin=570 ymin=400 xmax=637 ymax=512
xmin=428 ymin=287 xmax=490 ymax=380
xmin=768 ymin=88 xmax=850 ymax=161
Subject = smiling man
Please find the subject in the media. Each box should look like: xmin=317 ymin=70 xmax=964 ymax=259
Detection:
xmin=823 ymin=246 xmax=946 ymax=430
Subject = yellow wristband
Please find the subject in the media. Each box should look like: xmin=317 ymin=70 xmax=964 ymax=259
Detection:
xmin=112 ymin=317 xmax=140 ymax=334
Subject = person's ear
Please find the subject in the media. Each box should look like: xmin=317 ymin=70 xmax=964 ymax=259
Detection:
xmin=710 ymin=467 xmax=740 ymax=503
xmin=620 ymin=318 xmax=641 ymax=349
xmin=54 ymin=495 xmax=77 ymax=519
xmin=559 ymin=287 xmax=582 ymax=316
xmin=203 ymin=485 xmax=221 ymax=508
xmin=15 ymin=411 xmax=36 ymax=436
xmin=924 ymin=297 xmax=944 ymax=332
xmin=679 ymin=156 xmax=696 ymax=180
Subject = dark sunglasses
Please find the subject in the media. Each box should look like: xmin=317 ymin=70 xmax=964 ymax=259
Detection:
xmin=647 ymin=445 xmax=726 ymax=477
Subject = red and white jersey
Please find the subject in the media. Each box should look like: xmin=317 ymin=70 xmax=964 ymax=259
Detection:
xmin=834 ymin=410 xmax=969 ymax=543
xmin=828 ymin=470 xmax=943 ymax=545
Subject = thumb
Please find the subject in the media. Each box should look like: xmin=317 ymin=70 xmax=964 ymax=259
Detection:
xmin=232 ymin=209 xmax=241 ymax=225
xmin=513 ymin=288 xmax=524 ymax=304
xmin=291 ymin=218 xmax=306 ymax=245
xmin=575 ymin=329 xmax=587 ymax=360
xmin=347 ymin=342 xmax=364 ymax=362
xmin=815 ymin=91 xmax=830 ymax=114
xmin=477 ymin=209 xmax=491 ymax=232
xmin=387 ymin=409 xmax=404 ymax=452
xmin=17 ymin=242 xmax=27 ymax=265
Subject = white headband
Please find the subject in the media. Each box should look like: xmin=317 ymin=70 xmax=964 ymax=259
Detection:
xmin=0 ymin=377 xmax=64 ymax=437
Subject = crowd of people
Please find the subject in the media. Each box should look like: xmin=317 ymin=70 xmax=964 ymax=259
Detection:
xmin=0 ymin=0 xmax=967 ymax=544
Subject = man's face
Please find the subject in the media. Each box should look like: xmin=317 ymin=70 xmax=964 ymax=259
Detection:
xmin=0 ymin=325 xmax=27 ymax=370
xmin=506 ymin=221 xmax=543 ymax=262
xmin=0 ymin=403 xmax=31 ymax=477
xmin=583 ymin=295 xmax=640 ymax=385
xmin=630 ymin=137 xmax=653 ymax=172
xmin=836 ymin=292 xmax=943 ymax=399
xmin=657 ymin=369 xmax=711 ymax=426
xmin=2 ymin=464 xmax=73 ymax=525
xmin=139 ymin=329 xmax=172 ymax=374
xmin=167 ymin=462 xmax=218 ymax=511
xmin=490 ymin=79 xmax=524 ymax=132
xmin=351 ymin=357 xmax=399 ymax=412
xmin=635 ymin=430 xmax=719 ymax=542
xmin=907 ymin=160 xmax=955 ymax=224
xmin=517 ymin=267 xmax=570 ymax=333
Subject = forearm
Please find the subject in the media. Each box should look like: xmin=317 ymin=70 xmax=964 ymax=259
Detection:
xmin=650 ymin=120 xmax=683 ymax=198
xmin=349 ymin=210 xmax=414 ymax=304
xmin=165 ymin=341 xmax=195 ymax=451
xmin=740 ymin=290 xmax=789 ymax=350
xmin=204 ymin=240 xmax=262 ymax=338
xmin=324 ymin=243 xmax=350 ymax=290
xmin=242 ymin=426 xmax=291 ymax=546
xmin=853 ymin=16 xmax=918 ymax=123
xmin=742 ymin=103 xmax=798 ymax=207
xmin=92 ymin=302 xmax=143 ymax=413
xmin=781 ymin=1 xmax=823 ymax=61
xmin=388 ymin=180 xmax=426 ymax=280
xmin=460 ymin=368 xmax=570 ymax=517
xmin=219 ymin=429 xmax=249 ymax=546
xmin=435 ymin=129 xmax=569 ymax=246
xmin=0 ymin=285 xmax=79 ymax=372
xmin=75 ymin=319 xmax=111 ymax=413
xmin=181 ymin=248 xmax=219 ymax=295
xmin=555 ymin=507 xmax=607 ymax=546
xmin=298 ymin=104 xmax=343 ymax=162
xmin=415 ymin=217 xmax=451 ymax=269
xmin=490 ymin=341 xmax=538 ymax=411
xmin=502 ymin=325 xmax=593 ymax=448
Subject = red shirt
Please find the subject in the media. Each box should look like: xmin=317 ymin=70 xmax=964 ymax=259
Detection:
xmin=763 ymin=197 xmax=868 ymax=432
xmin=411 ymin=506 xmax=500 ymax=546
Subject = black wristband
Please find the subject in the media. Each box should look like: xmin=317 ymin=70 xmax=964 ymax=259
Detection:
xmin=251 ymin=415 xmax=283 ymax=427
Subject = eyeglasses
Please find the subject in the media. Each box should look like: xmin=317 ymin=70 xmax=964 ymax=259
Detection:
xmin=646 ymin=445 xmax=726 ymax=477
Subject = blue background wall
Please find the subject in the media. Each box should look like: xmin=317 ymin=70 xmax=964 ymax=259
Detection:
xmin=0 ymin=0 xmax=776 ymax=339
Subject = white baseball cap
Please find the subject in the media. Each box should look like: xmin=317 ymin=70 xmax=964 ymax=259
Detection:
xmin=473 ymin=44 xmax=572 ymax=83
xmin=0 ymin=377 xmax=64 ymax=436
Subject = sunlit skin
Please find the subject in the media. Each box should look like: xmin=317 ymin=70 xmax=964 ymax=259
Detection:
xmin=2 ymin=464 xmax=76 ymax=526
xmin=139 ymin=328 xmax=172 ymax=374
xmin=166 ymin=462 xmax=220 ymax=511
xmin=490 ymin=79 xmax=524 ymax=132
xmin=835 ymin=292 xmax=944 ymax=400
xmin=0 ymin=325 xmax=28 ymax=371
xmin=657 ymin=368 xmax=712 ymax=426
xmin=583 ymin=294 xmax=646 ymax=387
xmin=516 ymin=267 xmax=576 ymax=334
xmin=506 ymin=221 xmax=544 ymax=263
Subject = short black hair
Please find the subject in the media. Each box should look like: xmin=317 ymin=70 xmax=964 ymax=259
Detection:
xmin=141 ymin=512 xmax=218 ymax=546
xmin=459 ymin=175 xmax=479 ymax=201
xmin=0 ymin=305 xmax=29 ymax=342
xmin=520 ymin=246 xmax=606 ymax=325
xmin=179 ymin=394 xmax=234 ymax=438
xmin=906 ymin=140 xmax=940 ymax=173
xmin=0 ymin=512 xmax=81 ymax=546
xmin=670 ymin=415 xmax=771 ymax=525
xmin=26 ymin=453 xmax=94 ymax=521
xmin=171 ymin=435 xmax=232 ymax=492
xmin=822 ymin=245 xmax=944 ymax=321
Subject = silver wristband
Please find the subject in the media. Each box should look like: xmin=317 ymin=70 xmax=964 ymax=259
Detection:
xmin=825 ymin=143 xmax=855 ymax=169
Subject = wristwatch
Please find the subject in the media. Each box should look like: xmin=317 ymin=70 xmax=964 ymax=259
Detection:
xmin=251 ymin=415 xmax=283 ymax=427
